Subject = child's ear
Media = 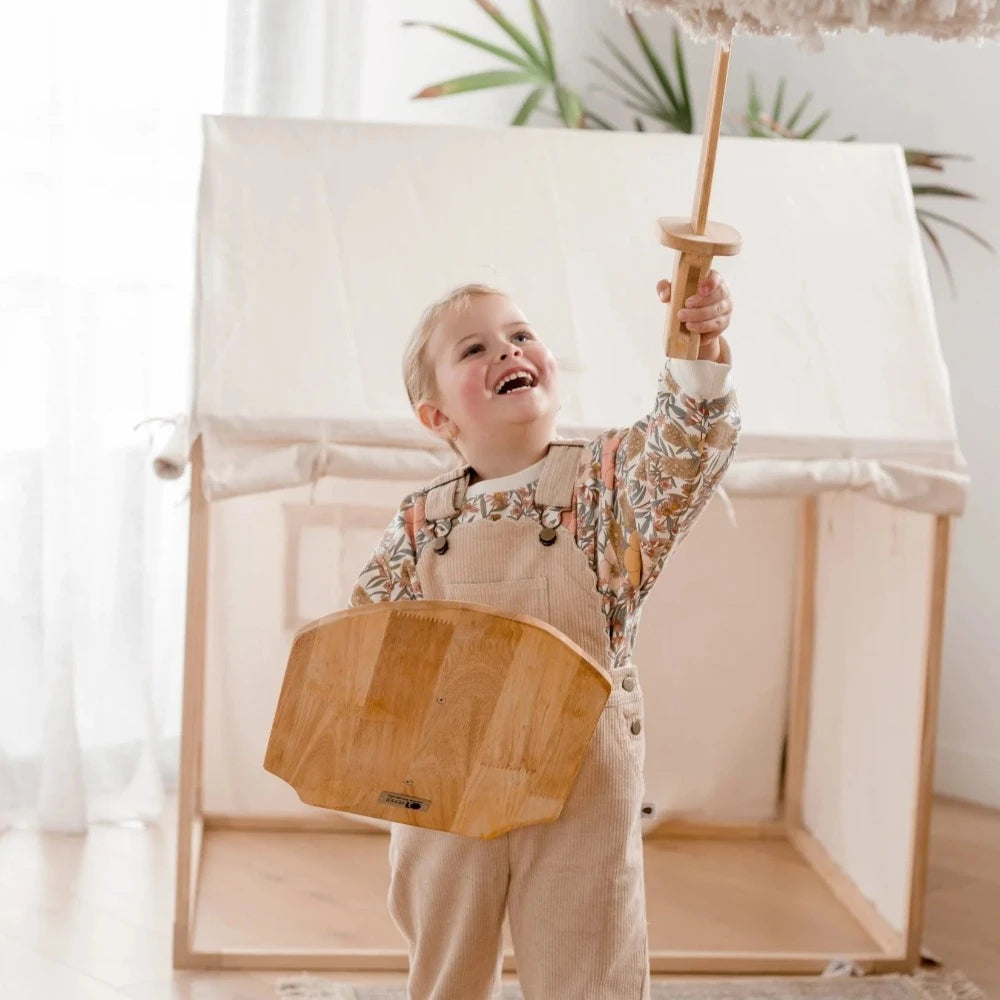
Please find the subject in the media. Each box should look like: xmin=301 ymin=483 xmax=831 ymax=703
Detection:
xmin=417 ymin=401 xmax=456 ymax=441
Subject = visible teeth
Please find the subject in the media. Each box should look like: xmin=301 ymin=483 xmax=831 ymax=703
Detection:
xmin=494 ymin=370 xmax=535 ymax=394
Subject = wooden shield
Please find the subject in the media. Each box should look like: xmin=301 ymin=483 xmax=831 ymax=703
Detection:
xmin=263 ymin=600 xmax=611 ymax=839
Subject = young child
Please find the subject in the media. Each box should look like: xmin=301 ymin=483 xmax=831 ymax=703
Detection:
xmin=349 ymin=273 xmax=739 ymax=1000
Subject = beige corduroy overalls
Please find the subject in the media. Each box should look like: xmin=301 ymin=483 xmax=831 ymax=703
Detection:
xmin=387 ymin=440 xmax=650 ymax=1000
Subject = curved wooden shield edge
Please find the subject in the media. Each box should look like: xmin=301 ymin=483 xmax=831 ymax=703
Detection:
xmin=263 ymin=600 xmax=612 ymax=838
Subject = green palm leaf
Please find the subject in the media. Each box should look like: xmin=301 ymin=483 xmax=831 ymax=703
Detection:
xmin=917 ymin=216 xmax=956 ymax=296
xmin=589 ymin=58 xmax=686 ymax=128
xmin=556 ymin=85 xmax=584 ymax=127
xmin=772 ymin=77 xmax=786 ymax=124
xmin=528 ymin=0 xmax=555 ymax=74
xmin=592 ymin=21 xmax=692 ymax=133
xmin=747 ymin=75 xmax=766 ymax=137
xmin=784 ymin=90 xmax=814 ymax=132
xmin=798 ymin=110 xmax=830 ymax=139
xmin=906 ymin=149 xmax=972 ymax=170
xmin=512 ymin=86 xmax=546 ymax=125
xmin=596 ymin=35 xmax=661 ymax=105
xmin=625 ymin=13 xmax=680 ymax=112
xmin=402 ymin=22 xmax=536 ymax=72
xmin=408 ymin=2 xmax=593 ymax=128
xmin=583 ymin=109 xmax=617 ymax=130
xmin=917 ymin=209 xmax=994 ymax=253
xmin=414 ymin=69 xmax=539 ymax=99
xmin=614 ymin=95 xmax=688 ymax=132
xmin=672 ymin=27 xmax=692 ymax=126
xmin=744 ymin=78 xmax=829 ymax=140
xmin=911 ymin=184 xmax=977 ymax=200
xmin=589 ymin=59 xmax=653 ymax=108
xmin=472 ymin=0 xmax=547 ymax=72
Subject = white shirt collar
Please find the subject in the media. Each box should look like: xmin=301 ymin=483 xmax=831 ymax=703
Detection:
xmin=465 ymin=456 xmax=547 ymax=499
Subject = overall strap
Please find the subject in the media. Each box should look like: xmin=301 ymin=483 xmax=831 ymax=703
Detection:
xmin=535 ymin=439 xmax=588 ymax=512
xmin=423 ymin=466 xmax=470 ymax=523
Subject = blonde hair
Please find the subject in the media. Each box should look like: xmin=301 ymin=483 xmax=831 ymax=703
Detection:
xmin=402 ymin=283 xmax=505 ymax=455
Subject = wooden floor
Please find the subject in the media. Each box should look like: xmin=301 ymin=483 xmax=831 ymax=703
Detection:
xmin=192 ymin=825 xmax=880 ymax=959
xmin=0 ymin=796 xmax=996 ymax=999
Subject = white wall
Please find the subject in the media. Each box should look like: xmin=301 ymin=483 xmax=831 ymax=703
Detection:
xmin=346 ymin=3 xmax=1000 ymax=808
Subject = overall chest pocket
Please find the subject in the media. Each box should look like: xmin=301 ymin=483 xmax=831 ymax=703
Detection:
xmin=447 ymin=576 xmax=551 ymax=626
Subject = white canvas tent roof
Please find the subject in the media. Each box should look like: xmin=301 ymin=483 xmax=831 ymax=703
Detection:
xmin=158 ymin=115 xmax=967 ymax=515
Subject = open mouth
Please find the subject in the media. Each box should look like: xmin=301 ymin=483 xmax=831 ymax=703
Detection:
xmin=493 ymin=370 xmax=538 ymax=395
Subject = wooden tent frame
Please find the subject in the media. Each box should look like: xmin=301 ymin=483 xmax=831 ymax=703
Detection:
xmin=173 ymin=436 xmax=951 ymax=974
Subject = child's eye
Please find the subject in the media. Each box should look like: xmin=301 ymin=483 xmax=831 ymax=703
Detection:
xmin=513 ymin=331 xmax=532 ymax=342
xmin=462 ymin=344 xmax=483 ymax=358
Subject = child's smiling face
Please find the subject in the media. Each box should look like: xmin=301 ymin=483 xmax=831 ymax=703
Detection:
xmin=417 ymin=292 xmax=560 ymax=452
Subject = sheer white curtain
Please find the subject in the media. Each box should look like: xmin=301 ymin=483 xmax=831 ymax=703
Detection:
xmin=223 ymin=0 xmax=364 ymax=120
xmin=0 ymin=0 xmax=226 ymax=831
xmin=0 ymin=0 xmax=369 ymax=832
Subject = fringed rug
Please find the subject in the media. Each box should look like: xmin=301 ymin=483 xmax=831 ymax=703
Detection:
xmin=276 ymin=969 xmax=986 ymax=1000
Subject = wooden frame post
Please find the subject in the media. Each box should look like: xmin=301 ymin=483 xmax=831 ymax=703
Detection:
xmin=905 ymin=515 xmax=952 ymax=966
xmin=173 ymin=436 xmax=210 ymax=968
xmin=783 ymin=497 xmax=818 ymax=829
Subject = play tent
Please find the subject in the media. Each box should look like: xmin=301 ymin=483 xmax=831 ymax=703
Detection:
xmin=158 ymin=114 xmax=966 ymax=974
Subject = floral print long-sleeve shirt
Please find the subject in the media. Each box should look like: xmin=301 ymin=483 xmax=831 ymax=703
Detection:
xmin=349 ymin=354 xmax=740 ymax=672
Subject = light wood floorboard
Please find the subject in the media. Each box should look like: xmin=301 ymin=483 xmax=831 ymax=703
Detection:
xmin=190 ymin=826 xmax=879 ymax=957
xmin=0 ymin=796 xmax=995 ymax=998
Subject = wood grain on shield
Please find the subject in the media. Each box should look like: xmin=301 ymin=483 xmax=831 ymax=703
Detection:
xmin=264 ymin=601 xmax=611 ymax=838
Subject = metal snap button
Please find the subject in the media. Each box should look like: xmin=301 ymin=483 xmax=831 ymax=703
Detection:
xmin=630 ymin=719 xmax=642 ymax=735
xmin=538 ymin=526 xmax=558 ymax=546
xmin=622 ymin=676 xmax=636 ymax=692
xmin=433 ymin=536 xmax=449 ymax=555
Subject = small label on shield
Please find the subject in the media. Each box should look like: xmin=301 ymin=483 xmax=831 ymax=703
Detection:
xmin=379 ymin=791 xmax=431 ymax=812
